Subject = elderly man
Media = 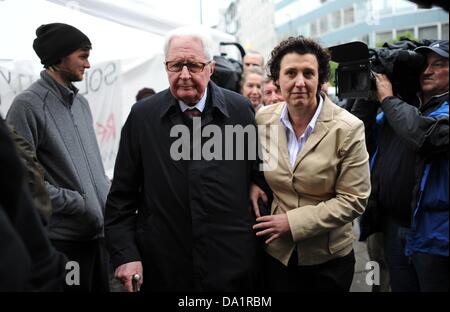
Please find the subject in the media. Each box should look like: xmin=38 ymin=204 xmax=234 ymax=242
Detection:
xmin=105 ymin=26 xmax=259 ymax=292
xmin=352 ymin=40 xmax=449 ymax=292
xmin=243 ymin=50 xmax=264 ymax=73
xmin=7 ymin=23 xmax=111 ymax=292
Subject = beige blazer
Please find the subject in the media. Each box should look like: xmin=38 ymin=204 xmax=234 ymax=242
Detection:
xmin=256 ymin=96 xmax=371 ymax=266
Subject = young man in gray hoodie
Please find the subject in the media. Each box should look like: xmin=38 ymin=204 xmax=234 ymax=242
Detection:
xmin=7 ymin=23 xmax=111 ymax=292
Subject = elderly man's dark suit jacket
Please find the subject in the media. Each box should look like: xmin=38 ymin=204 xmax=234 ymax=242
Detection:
xmin=105 ymin=82 xmax=260 ymax=291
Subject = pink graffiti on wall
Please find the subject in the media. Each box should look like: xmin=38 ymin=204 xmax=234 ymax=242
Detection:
xmin=96 ymin=113 xmax=116 ymax=143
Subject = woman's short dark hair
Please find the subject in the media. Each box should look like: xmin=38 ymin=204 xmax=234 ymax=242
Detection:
xmin=267 ymin=36 xmax=331 ymax=91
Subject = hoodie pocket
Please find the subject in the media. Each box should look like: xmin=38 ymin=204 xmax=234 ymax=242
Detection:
xmin=52 ymin=193 xmax=102 ymax=239
xmin=79 ymin=193 xmax=103 ymax=233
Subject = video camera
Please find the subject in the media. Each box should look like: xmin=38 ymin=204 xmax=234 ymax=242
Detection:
xmin=329 ymin=40 xmax=426 ymax=101
xmin=211 ymin=42 xmax=246 ymax=93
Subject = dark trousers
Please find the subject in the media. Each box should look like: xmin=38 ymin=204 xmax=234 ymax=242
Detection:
xmin=383 ymin=217 xmax=449 ymax=292
xmin=51 ymin=238 xmax=110 ymax=292
xmin=263 ymin=250 xmax=355 ymax=292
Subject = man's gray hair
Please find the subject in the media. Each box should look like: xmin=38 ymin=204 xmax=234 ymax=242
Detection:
xmin=164 ymin=26 xmax=215 ymax=61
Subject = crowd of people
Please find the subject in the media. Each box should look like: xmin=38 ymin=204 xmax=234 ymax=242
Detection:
xmin=0 ymin=22 xmax=448 ymax=292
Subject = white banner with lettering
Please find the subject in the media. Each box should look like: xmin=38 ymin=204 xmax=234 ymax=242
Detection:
xmin=75 ymin=61 xmax=122 ymax=174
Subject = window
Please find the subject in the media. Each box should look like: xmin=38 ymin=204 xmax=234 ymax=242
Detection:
xmin=310 ymin=21 xmax=318 ymax=37
xmin=394 ymin=0 xmax=415 ymax=14
xmin=298 ymin=24 xmax=309 ymax=37
xmin=442 ymin=23 xmax=449 ymax=40
xmin=397 ymin=28 xmax=414 ymax=39
xmin=332 ymin=10 xmax=341 ymax=29
xmin=376 ymin=31 xmax=392 ymax=45
xmin=379 ymin=0 xmax=392 ymax=16
xmin=419 ymin=25 xmax=438 ymax=41
xmin=343 ymin=6 xmax=354 ymax=25
xmin=320 ymin=15 xmax=328 ymax=34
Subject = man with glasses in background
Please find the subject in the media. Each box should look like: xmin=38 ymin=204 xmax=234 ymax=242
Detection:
xmin=105 ymin=26 xmax=260 ymax=292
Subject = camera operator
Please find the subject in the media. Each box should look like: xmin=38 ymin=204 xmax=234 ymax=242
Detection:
xmin=352 ymin=40 xmax=448 ymax=292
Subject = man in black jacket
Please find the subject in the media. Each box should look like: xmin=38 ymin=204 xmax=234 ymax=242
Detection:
xmin=105 ymin=26 xmax=260 ymax=292
xmin=352 ymin=40 xmax=448 ymax=292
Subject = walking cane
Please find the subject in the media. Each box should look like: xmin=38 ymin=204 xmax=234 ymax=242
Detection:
xmin=132 ymin=273 xmax=141 ymax=292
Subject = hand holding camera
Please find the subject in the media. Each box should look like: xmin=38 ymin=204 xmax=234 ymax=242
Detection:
xmin=373 ymin=72 xmax=394 ymax=103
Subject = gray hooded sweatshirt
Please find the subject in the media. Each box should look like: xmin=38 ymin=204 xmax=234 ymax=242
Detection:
xmin=7 ymin=71 xmax=110 ymax=241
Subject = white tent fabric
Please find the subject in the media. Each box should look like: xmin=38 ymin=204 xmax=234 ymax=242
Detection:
xmin=0 ymin=0 xmax=236 ymax=176
xmin=0 ymin=0 xmax=167 ymax=63
xmin=46 ymin=0 xmax=183 ymax=36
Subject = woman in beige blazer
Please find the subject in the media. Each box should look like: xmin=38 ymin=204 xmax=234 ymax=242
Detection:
xmin=251 ymin=36 xmax=371 ymax=291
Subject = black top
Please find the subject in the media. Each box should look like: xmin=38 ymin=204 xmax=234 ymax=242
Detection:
xmin=0 ymin=118 xmax=66 ymax=291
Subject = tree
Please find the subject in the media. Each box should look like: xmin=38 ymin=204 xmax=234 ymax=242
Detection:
xmin=329 ymin=61 xmax=338 ymax=87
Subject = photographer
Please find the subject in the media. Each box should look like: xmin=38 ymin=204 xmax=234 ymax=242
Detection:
xmin=352 ymin=40 xmax=448 ymax=292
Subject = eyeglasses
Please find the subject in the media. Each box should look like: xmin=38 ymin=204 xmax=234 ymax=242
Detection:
xmin=165 ymin=61 xmax=212 ymax=73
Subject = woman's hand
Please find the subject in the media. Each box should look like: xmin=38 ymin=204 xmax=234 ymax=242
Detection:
xmin=249 ymin=183 xmax=268 ymax=218
xmin=253 ymin=213 xmax=290 ymax=244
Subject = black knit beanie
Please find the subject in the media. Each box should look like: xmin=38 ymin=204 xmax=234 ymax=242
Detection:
xmin=33 ymin=23 xmax=92 ymax=67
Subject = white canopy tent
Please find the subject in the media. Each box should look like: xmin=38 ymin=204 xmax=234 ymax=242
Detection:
xmin=0 ymin=0 xmax=236 ymax=174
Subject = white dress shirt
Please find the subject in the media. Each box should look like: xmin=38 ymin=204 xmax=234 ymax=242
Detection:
xmin=280 ymin=95 xmax=324 ymax=168
xmin=178 ymin=88 xmax=208 ymax=113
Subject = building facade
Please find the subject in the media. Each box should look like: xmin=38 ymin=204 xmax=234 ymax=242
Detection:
xmin=219 ymin=0 xmax=279 ymax=62
xmin=274 ymin=0 xmax=449 ymax=47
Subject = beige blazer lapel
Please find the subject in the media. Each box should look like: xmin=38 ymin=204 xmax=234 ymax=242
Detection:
xmin=272 ymin=103 xmax=292 ymax=174
xmin=293 ymin=96 xmax=334 ymax=171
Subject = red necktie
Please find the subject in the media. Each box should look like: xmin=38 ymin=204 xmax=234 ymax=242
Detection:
xmin=184 ymin=108 xmax=201 ymax=118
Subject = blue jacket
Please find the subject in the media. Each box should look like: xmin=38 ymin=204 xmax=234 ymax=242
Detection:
xmin=405 ymin=101 xmax=448 ymax=256
xmin=352 ymin=93 xmax=448 ymax=257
